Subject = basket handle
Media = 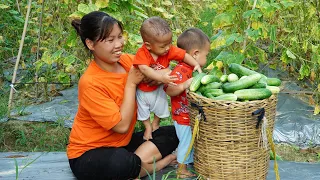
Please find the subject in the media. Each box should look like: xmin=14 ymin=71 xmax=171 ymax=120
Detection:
xmin=191 ymin=102 xmax=206 ymax=121
xmin=252 ymin=108 xmax=265 ymax=129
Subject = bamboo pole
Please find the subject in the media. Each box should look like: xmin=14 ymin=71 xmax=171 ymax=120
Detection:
xmin=35 ymin=0 xmax=45 ymax=98
xmin=8 ymin=0 xmax=33 ymax=115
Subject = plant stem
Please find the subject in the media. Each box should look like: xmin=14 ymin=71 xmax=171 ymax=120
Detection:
xmin=8 ymin=0 xmax=32 ymax=115
xmin=16 ymin=0 xmax=21 ymax=14
xmin=242 ymin=0 xmax=258 ymax=52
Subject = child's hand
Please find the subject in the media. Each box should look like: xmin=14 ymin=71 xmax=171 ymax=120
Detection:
xmin=193 ymin=64 xmax=202 ymax=73
xmin=161 ymin=71 xmax=178 ymax=86
xmin=128 ymin=67 xmax=144 ymax=85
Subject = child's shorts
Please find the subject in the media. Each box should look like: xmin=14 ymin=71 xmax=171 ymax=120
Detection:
xmin=174 ymin=121 xmax=194 ymax=164
xmin=136 ymin=85 xmax=170 ymax=121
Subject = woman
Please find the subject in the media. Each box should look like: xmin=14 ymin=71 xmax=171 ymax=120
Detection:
xmin=67 ymin=11 xmax=179 ymax=180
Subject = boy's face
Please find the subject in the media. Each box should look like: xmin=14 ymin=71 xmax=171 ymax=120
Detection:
xmin=146 ymin=32 xmax=172 ymax=56
xmin=194 ymin=41 xmax=210 ymax=67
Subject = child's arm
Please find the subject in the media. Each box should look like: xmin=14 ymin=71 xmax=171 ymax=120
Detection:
xmin=183 ymin=54 xmax=202 ymax=73
xmin=165 ymin=78 xmax=193 ymax=97
xmin=138 ymin=65 xmax=177 ymax=85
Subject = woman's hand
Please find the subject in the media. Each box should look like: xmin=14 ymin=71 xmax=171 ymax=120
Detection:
xmin=127 ymin=67 xmax=144 ymax=86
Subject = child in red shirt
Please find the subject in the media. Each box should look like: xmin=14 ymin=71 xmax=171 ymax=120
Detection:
xmin=133 ymin=17 xmax=202 ymax=140
xmin=165 ymin=28 xmax=210 ymax=178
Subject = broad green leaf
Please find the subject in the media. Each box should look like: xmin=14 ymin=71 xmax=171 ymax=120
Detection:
xmin=299 ymin=64 xmax=310 ymax=79
xmin=214 ymin=51 xmax=244 ymax=66
xmin=42 ymin=51 xmax=54 ymax=65
xmin=162 ymin=0 xmax=172 ymax=6
xmin=245 ymin=28 xmax=261 ymax=41
xmin=162 ymin=12 xmax=174 ymax=19
xmin=154 ymin=7 xmax=165 ymax=13
xmin=57 ymin=72 xmax=70 ymax=84
xmin=245 ymin=60 xmax=258 ymax=70
xmin=134 ymin=10 xmax=148 ymax=19
xmin=235 ymin=35 xmax=244 ymax=43
xmin=251 ymin=21 xmax=262 ymax=30
xmin=64 ymin=55 xmax=76 ymax=65
xmin=78 ymin=4 xmax=98 ymax=14
xmin=0 ymin=4 xmax=9 ymax=9
xmin=52 ymin=50 xmax=64 ymax=61
xmin=280 ymin=0 xmax=296 ymax=8
xmin=225 ymin=33 xmax=238 ymax=46
xmin=210 ymin=35 xmax=226 ymax=49
xmin=286 ymin=50 xmax=296 ymax=59
xmin=280 ymin=50 xmax=289 ymax=63
xmin=212 ymin=12 xmax=234 ymax=29
xmin=95 ymin=0 xmax=109 ymax=9
xmin=66 ymin=30 xmax=78 ymax=47
xmin=242 ymin=9 xmax=262 ymax=20
xmin=211 ymin=30 xmax=223 ymax=41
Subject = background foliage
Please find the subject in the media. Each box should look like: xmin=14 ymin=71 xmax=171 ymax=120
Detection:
xmin=0 ymin=0 xmax=319 ymax=116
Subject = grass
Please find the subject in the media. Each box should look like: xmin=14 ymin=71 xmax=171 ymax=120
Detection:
xmin=0 ymin=92 xmax=8 ymax=119
xmin=0 ymin=120 xmax=70 ymax=152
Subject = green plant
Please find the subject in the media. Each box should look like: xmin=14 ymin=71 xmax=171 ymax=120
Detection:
xmin=14 ymin=153 xmax=44 ymax=180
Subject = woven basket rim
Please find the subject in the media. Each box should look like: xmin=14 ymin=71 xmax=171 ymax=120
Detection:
xmin=188 ymin=91 xmax=276 ymax=105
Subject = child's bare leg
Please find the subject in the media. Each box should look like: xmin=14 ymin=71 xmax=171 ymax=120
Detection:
xmin=177 ymin=163 xmax=195 ymax=178
xmin=142 ymin=119 xmax=153 ymax=140
xmin=151 ymin=115 xmax=160 ymax=131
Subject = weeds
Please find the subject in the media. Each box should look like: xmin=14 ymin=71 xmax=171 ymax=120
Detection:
xmin=0 ymin=120 xmax=70 ymax=152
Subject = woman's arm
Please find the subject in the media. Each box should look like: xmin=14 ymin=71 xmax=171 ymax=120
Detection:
xmin=112 ymin=67 xmax=144 ymax=133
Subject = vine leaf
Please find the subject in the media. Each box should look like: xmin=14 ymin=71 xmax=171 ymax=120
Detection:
xmin=286 ymin=50 xmax=296 ymax=59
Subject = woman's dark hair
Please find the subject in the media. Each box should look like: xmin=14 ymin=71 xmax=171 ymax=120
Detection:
xmin=71 ymin=11 xmax=123 ymax=49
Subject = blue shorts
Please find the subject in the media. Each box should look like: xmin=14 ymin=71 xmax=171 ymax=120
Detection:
xmin=174 ymin=121 xmax=194 ymax=164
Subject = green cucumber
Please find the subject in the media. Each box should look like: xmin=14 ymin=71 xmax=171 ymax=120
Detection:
xmin=212 ymin=94 xmax=237 ymax=101
xmin=250 ymin=82 xmax=266 ymax=89
xmin=229 ymin=63 xmax=268 ymax=80
xmin=220 ymin=74 xmax=228 ymax=83
xmin=266 ymin=85 xmax=280 ymax=94
xmin=201 ymin=75 xmax=220 ymax=85
xmin=222 ymin=74 xmax=262 ymax=93
xmin=204 ymin=89 xmax=224 ymax=97
xmin=234 ymin=88 xmax=272 ymax=100
xmin=227 ymin=73 xmax=239 ymax=82
xmin=198 ymin=82 xmax=222 ymax=93
xmin=240 ymin=75 xmax=248 ymax=80
xmin=266 ymin=78 xmax=281 ymax=86
xmin=190 ymin=73 xmax=206 ymax=92
xmin=229 ymin=63 xmax=260 ymax=76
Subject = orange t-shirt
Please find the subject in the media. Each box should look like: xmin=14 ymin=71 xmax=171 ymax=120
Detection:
xmin=67 ymin=54 xmax=137 ymax=159
xmin=133 ymin=44 xmax=186 ymax=92
xmin=165 ymin=63 xmax=193 ymax=125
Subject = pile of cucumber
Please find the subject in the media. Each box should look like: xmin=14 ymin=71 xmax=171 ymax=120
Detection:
xmin=190 ymin=63 xmax=281 ymax=101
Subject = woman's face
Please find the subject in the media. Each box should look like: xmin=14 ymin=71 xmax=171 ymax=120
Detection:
xmin=89 ymin=23 xmax=124 ymax=64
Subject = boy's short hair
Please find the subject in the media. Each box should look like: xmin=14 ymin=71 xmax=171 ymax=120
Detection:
xmin=177 ymin=28 xmax=210 ymax=52
xmin=140 ymin=17 xmax=171 ymax=42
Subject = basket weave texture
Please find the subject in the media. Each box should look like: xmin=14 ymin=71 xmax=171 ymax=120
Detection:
xmin=187 ymin=92 xmax=277 ymax=180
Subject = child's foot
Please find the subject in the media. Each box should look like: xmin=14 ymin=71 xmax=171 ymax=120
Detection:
xmin=143 ymin=127 xmax=153 ymax=140
xmin=177 ymin=169 xmax=196 ymax=179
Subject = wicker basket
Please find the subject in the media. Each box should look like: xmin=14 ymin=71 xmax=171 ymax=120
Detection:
xmin=187 ymin=92 xmax=277 ymax=180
